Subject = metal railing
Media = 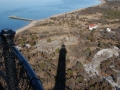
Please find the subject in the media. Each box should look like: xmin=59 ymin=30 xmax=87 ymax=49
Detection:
xmin=0 ymin=28 xmax=44 ymax=90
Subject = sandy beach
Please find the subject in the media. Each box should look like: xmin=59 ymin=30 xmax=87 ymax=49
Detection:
xmin=16 ymin=21 xmax=37 ymax=34
xmin=16 ymin=0 xmax=105 ymax=34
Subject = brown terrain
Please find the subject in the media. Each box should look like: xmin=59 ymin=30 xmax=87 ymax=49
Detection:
xmin=15 ymin=1 xmax=120 ymax=90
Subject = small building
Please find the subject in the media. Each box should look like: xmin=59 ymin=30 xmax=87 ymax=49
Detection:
xmin=106 ymin=27 xmax=111 ymax=32
xmin=89 ymin=24 xmax=98 ymax=30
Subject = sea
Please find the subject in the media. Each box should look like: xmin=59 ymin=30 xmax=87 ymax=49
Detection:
xmin=0 ymin=0 xmax=101 ymax=31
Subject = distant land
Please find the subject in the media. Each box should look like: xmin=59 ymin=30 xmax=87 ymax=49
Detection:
xmin=16 ymin=0 xmax=103 ymax=34
xmin=0 ymin=0 xmax=101 ymax=30
xmin=15 ymin=0 xmax=120 ymax=90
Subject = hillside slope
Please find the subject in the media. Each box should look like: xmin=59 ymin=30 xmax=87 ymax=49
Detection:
xmin=15 ymin=1 xmax=120 ymax=90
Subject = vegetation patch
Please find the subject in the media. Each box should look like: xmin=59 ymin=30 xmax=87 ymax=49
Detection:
xmin=55 ymin=48 xmax=60 ymax=53
xmin=39 ymin=62 xmax=46 ymax=69
xmin=67 ymin=69 xmax=73 ymax=78
xmin=47 ymin=38 xmax=52 ymax=42
xmin=106 ymin=10 xmax=120 ymax=19
xmin=77 ymin=76 xmax=84 ymax=83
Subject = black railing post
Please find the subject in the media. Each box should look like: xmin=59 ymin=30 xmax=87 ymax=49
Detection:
xmin=1 ymin=28 xmax=18 ymax=90
xmin=0 ymin=28 xmax=44 ymax=90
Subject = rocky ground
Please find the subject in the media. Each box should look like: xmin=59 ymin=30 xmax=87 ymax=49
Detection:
xmin=15 ymin=1 xmax=120 ymax=90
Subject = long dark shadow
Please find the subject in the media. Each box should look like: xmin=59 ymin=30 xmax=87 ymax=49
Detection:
xmin=0 ymin=83 xmax=4 ymax=90
xmin=54 ymin=44 xmax=67 ymax=90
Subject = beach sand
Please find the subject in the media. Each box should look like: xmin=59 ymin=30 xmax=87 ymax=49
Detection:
xmin=16 ymin=0 xmax=105 ymax=34
xmin=16 ymin=21 xmax=37 ymax=34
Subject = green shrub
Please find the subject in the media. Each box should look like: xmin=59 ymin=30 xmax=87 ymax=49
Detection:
xmin=30 ymin=35 xmax=38 ymax=40
xmin=39 ymin=62 xmax=46 ymax=69
xmin=50 ymin=52 xmax=55 ymax=57
xmin=55 ymin=48 xmax=60 ymax=53
xmin=47 ymin=38 xmax=52 ymax=42
xmin=76 ymin=62 xmax=83 ymax=69
xmin=67 ymin=69 xmax=73 ymax=78
xmin=77 ymin=76 xmax=84 ymax=83
xmin=20 ymin=39 xmax=24 ymax=45
xmin=82 ymin=48 xmax=91 ymax=53
xmin=90 ymin=86 xmax=95 ymax=90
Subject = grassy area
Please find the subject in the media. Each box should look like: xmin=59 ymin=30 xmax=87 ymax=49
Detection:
xmin=106 ymin=10 xmax=120 ymax=19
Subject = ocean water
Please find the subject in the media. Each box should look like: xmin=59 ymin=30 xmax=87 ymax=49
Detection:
xmin=0 ymin=0 xmax=100 ymax=31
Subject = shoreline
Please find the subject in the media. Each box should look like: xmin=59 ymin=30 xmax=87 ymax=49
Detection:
xmin=16 ymin=20 xmax=37 ymax=34
xmin=16 ymin=0 xmax=105 ymax=34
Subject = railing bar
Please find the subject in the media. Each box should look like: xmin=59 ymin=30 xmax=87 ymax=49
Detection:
xmin=10 ymin=46 xmax=44 ymax=90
